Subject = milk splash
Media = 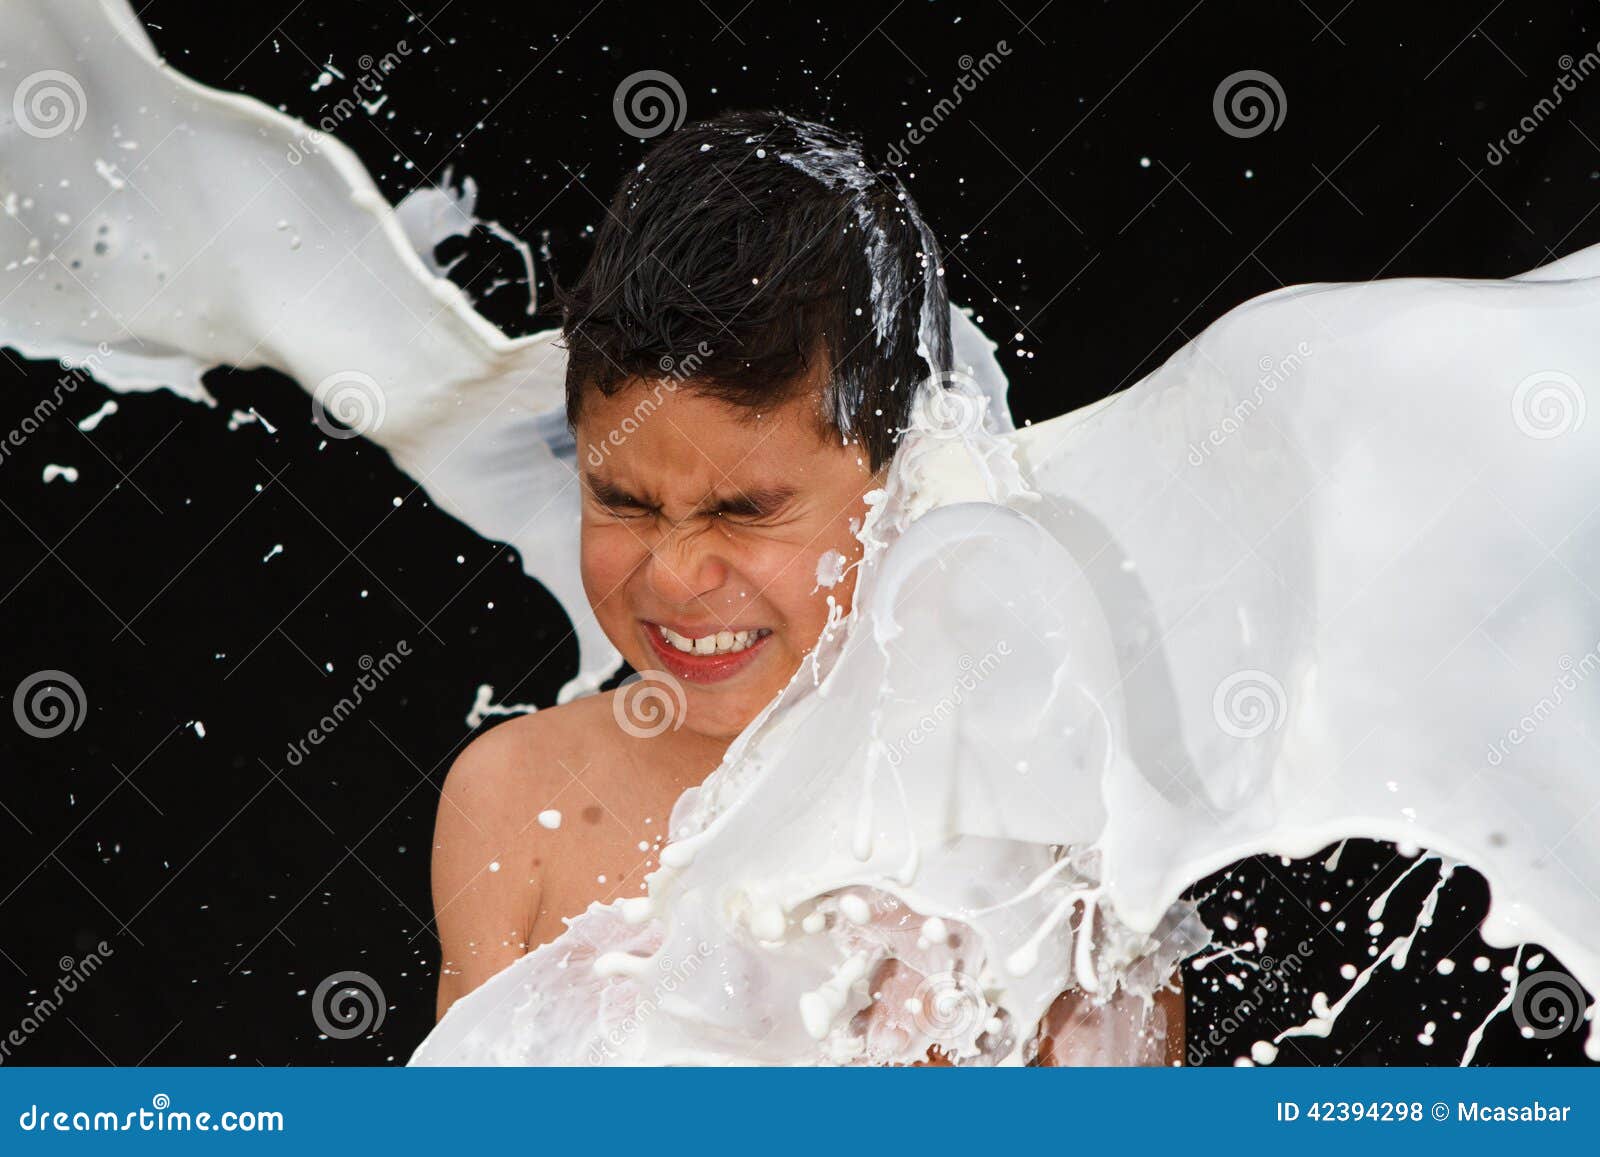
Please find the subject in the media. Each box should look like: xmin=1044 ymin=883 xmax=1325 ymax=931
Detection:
xmin=5 ymin=0 xmax=1599 ymax=1064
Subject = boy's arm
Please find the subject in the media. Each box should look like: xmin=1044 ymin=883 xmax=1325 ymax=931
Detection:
xmin=431 ymin=727 xmax=542 ymax=1021
xmin=1032 ymin=972 xmax=1186 ymax=1066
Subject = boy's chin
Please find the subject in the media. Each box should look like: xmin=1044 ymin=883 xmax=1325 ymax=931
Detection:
xmin=610 ymin=625 xmax=814 ymax=742
xmin=681 ymin=684 xmax=777 ymax=742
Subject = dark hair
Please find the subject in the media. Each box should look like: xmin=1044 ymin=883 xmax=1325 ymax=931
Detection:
xmin=557 ymin=110 xmax=951 ymax=471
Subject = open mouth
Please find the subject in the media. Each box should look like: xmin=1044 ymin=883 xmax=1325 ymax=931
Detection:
xmin=643 ymin=621 xmax=774 ymax=683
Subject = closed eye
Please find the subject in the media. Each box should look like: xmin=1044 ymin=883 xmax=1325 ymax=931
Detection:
xmin=584 ymin=476 xmax=657 ymax=518
xmin=582 ymin=476 xmax=799 ymax=525
xmin=607 ymin=504 xmax=655 ymax=520
xmin=704 ymin=486 xmax=799 ymax=524
xmin=603 ymin=502 xmax=656 ymax=520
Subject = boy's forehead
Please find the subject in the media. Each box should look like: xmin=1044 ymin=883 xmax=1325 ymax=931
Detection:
xmin=581 ymin=431 xmax=824 ymax=497
xmin=578 ymin=377 xmax=848 ymax=465
xmin=577 ymin=381 xmax=870 ymax=508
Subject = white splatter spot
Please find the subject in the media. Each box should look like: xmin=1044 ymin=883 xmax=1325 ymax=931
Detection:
xmin=838 ymin=894 xmax=871 ymax=924
xmin=77 ymin=400 xmax=118 ymax=431
xmin=814 ymin=549 xmax=847 ymax=589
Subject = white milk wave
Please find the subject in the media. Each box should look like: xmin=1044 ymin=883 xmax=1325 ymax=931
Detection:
xmin=5 ymin=0 xmax=1598 ymax=1064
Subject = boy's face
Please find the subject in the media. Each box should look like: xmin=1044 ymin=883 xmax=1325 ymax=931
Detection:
xmin=577 ymin=373 xmax=879 ymax=742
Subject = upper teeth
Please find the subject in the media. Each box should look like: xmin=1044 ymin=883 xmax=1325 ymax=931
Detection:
xmin=659 ymin=626 xmax=768 ymax=655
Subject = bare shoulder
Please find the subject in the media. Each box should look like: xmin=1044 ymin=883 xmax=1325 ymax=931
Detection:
xmin=438 ymin=696 xmax=612 ymax=819
xmin=431 ymin=693 xmax=684 ymax=1019
xmin=430 ymin=697 xmax=617 ymax=1017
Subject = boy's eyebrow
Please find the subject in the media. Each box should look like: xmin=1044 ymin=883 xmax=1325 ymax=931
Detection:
xmin=583 ymin=474 xmax=651 ymax=507
xmin=698 ymin=484 xmax=798 ymax=518
xmin=581 ymin=475 xmax=797 ymax=518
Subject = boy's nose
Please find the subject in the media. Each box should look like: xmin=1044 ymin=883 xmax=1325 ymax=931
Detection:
xmin=644 ymin=524 xmax=729 ymax=604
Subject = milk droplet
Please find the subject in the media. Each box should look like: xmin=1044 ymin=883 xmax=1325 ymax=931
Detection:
xmin=839 ymin=894 xmax=871 ymax=924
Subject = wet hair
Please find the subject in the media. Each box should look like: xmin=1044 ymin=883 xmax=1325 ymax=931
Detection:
xmin=557 ymin=110 xmax=951 ymax=471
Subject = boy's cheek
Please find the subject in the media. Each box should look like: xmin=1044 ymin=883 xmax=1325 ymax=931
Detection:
xmin=578 ymin=532 xmax=640 ymax=615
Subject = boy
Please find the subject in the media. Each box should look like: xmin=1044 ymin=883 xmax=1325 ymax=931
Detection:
xmin=429 ymin=110 xmax=1183 ymax=1064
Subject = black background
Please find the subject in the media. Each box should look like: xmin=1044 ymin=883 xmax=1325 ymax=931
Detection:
xmin=3 ymin=0 xmax=1598 ymax=1065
